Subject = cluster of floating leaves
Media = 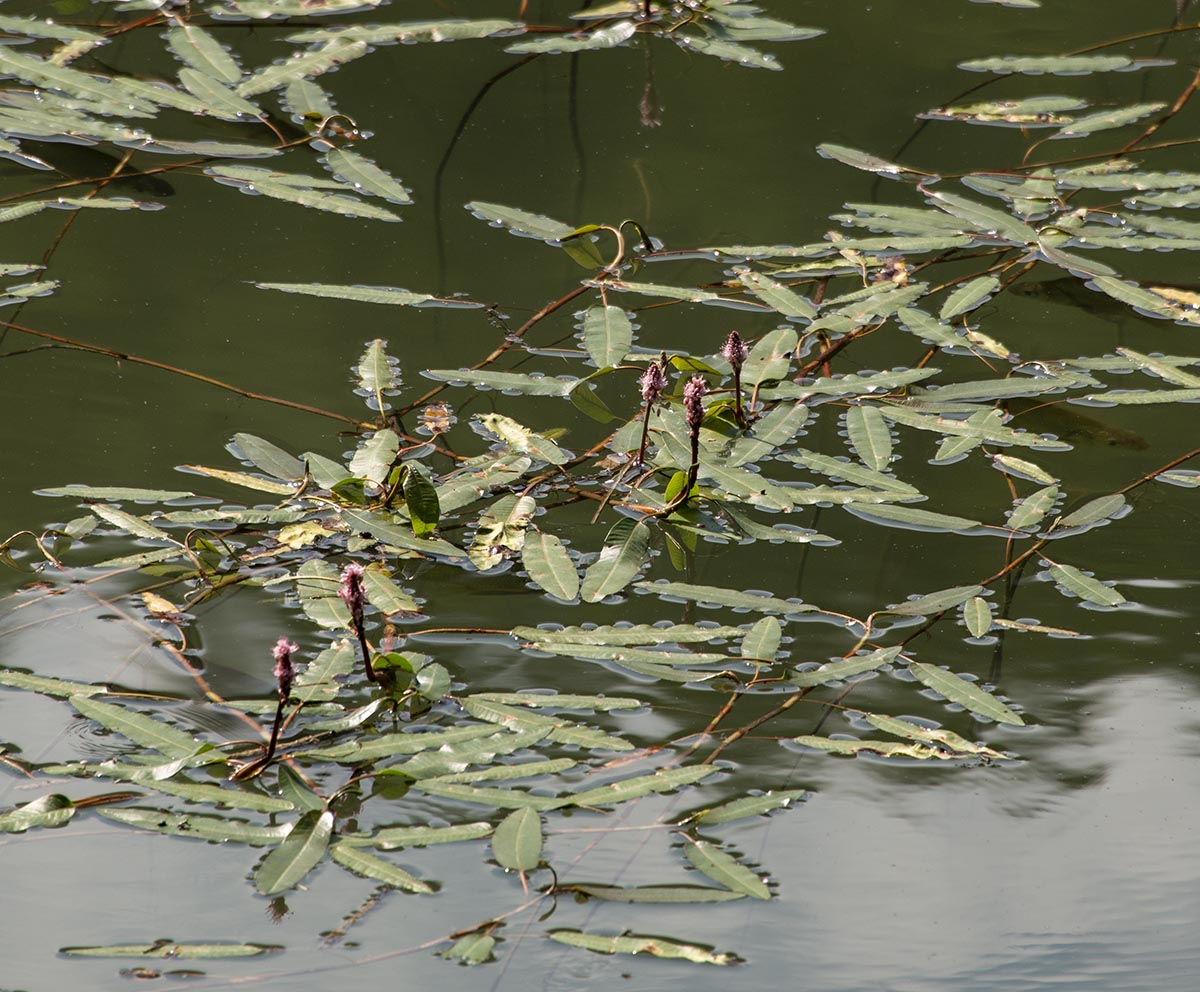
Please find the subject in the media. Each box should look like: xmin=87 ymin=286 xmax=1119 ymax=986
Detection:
xmin=1 ymin=0 xmax=1199 ymax=975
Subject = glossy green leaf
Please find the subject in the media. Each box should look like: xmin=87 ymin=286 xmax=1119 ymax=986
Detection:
xmin=844 ymin=405 xmax=893 ymax=471
xmin=581 ymin=304 xmax=633 ymax=368
xmin=470 ymin=692 xmax=640 ymax=712
xmin=88 ymin=503 xmax=172 ymax=541
xmin=926 ymin=189 xmax=1036 ymax=244
xmin=0 ymin=794 xmax=74 ymax=833
xmin=844 ymin=503 xmax=986 ymax=534
xmin=992 ymin=454 xmax=1057 ymax=485
xmin=1055 ymin=102 xmax=1165 ymax=138
xmin=300 ymin=725 xmax=498 ymax=763
xmin=881 ymin=403 xmax=1070 ymax=450
xmin=736 ymin=269 xmax=817 ymax=318
xmin=881 ymin=584 xmax=984 ymax=618
xmin=349 ymin=429 xmax=399 ymax=484
xmin=908 ymin=661 xmax=1025 ymax=725
xmin=167 ymin=24 xmax=243 ymax=84
xmin=254 ymin=809 xmax=334 ymax=895
xmin=255 ymin=282 xmax=472 ymax=307
xmin=466 ymin=201 xmax=574 ymax=240
xmin=548 ymin=930 xmax=738 ymax=965
xmin=72 ymin=697 xmax=202 ymax=758
xmin=330 ymin=842 xmax=434 ymax=893
xmin=492 ymin=807 xmax=543 ymax=871
xmin=958 ymin=54 xmax=1170 ymax=75
xmin=362 ymin=566 xmax=420 ymax=616
xmin=742 ymin=326 xmax=797 ymax=386
xmin=38 ymin=485 xmax=193 ymax=501
xmin=294 ymin=558 xmax=348 ymax=629
xmin=684 ymin=838 xmax=771 ymax=899
xmin=413 ymin=780 xmax=566 ymax=810
xmin=235 ymin=39 xmax=370 ymax=97
xmin=522 ymin=531 xmax=580 ymax=600
xmin=740 ymin=616 xmax=782 ymax=661
xmin=790 ymin=450 xmax=919 ymax=495
xmin=1007 ymin=485 xmax=1060 ymax=531
xmin=816 ymin=143 xmax=923 ymax=181
xmin=323 ymin=147 xmax=412 ymax=205
xmin=1046 ymin=562 xmax=1126 ymax=607
xmin=99 ymin=808 xmax=292 ymax=846
xmin=570 ymin=884 xmax=745 ymax=903
xmin=515 ymin=622 xmax=743 ymax=646
xmin=61 ymin=942 xmax=278 ymax=959
xmin=341 ymin=821 xmax=493 ymax=850
xmin=567 ymin=765 xmax=717 ymax=808
xmin=940 ymin=275 xmax=1000 ymax=319
xmin=207 ymin=165 xmax=400 ymax=221
xmin=1053 ymin=493 xmax=1127 ymax=531
xmin=633 ymin=580 xmax=813 ymax=615
xmin=581 ymin=518 xmax=651 ymax=602
xmin=424 ymin=369 xmax=576 ymax=396
xmin=0 ymin=671 xmax=107 ymax=698
xmin=288 ymin=20 xmax=523 ymax=45
xmin=790 ymin=646 xmax=902 ymax=687
xmin=963 ymin=597 xmax=993 ymax=638
xmin=292 ymin=640 xmax=356 ymax=702
xmin=687 ymin=789 xmax=808 ymax=825
xmin=478 ymin=413 xmax=569 ymax=465
xmin=792 ymin=736 xmax=951 ymax=759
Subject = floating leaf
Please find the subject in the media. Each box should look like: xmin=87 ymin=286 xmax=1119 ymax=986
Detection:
xmin=1045 ymin=562 xmax=1126 ymax=607
xmin=816 ymin=143 xmax=923 ymax=180
xmin=465 ymin=201 xmax=574 ymax=241
xmin=99 ymin=808 xmax=292 ymax=846
xmin=790 ymin=646 xmax=902 ymax=687
xmin=736 ymin=269 xmax=816 ymax=318
xmin=568 ymin=765 xmax=717 ymax=808
xmin=581 ymin=518 xmax=651 ymax=602
xmin=0 ymin=671 xmax=106 ymax=698
xmin=329 ymin=842 xmax=434 ymax=893
xmin=492 ymin=807 xmax=543 ymax=871
xmin=963 ymin=597 xmax=993 ymax=637
xmin=863 ymin=713 xmax=1007 ymax=757
xmin=38 ymin=485 xmax=193 ymax=501
xmin=548 ymin=930 xmax=738 ymax=966
xmin=687 ymin=790 xmax=808 ymax=825
xmin=88 ymin=503 xmax=172 ymax=541
xmin=740 ymin=616 xmax=782 ymax=661
xmin=255 ymin=282 xmax=473 ymax=307
xmin=254 ymin=809 xmax=334 ymax=895
xmin=633 ymin=581 xmax=812 ymax=615
xmin=522 ymin=531 xmax=580 ymax=600
xmin=60 ymin=943 xmax=279 ymax=959
xmin=0 ymin=794 xmax=74 ymax=833
xmin=235 ymin=38 xmax=370 ymax=96
xmin=940 ymin=275 xmax=1000 ymax=319
xmin=581 ymin=304 xmax=633 ymax=368
xmin=1055 ymin=102 xmax=1165 ymax=138
xmin=959 ymin=55 xmax=1171 ymax=75
xmin=793 ymin=736 xmax=950 ymax=759
xmin=570 ymin=885 xmax=744 ymax=903
xmin=507 ymin=20 xmax=637 ymax=55
xmin=908 ymin=661 xmax=1024 ymax=725
xmin=844 ymin=503 xmax=986 ymax=535
xmin=881 ymin=584 xmax=984 ymax=618
xmin=323 ymin=147 xmax=412 ymax=205
xmin=844 ymin=405 xmax=893 ymax=471
xmin=515 ymin=623 xmax=743 ymax=646
xmin=341 ymin=822 xmax=493 ymax=850
xmin=684 ymin=838 xmax=771 ymax=899
xmin=1052 ymin=493 xmax=1127 ymax=531
xmin=72 ymin=697 xmax=202 ymax=759
xmin=423 ymin=369 xmax=576 ymax=396
xmin=167 ymin=24 xmax=243 ymax=84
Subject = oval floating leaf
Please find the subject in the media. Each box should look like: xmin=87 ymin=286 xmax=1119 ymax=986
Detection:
xmin=684 ymin=838 xmax=771 ymax=899
xmin=908 ymin=661 xmax=1024 ymax=725
xmin=330 ymin=842 xmax=434 ymax=892
xmin=580 ymin=519 xmax=651 ymax=602
xmin=491 ymin=807 xmax=543 ymax=871
xmin=522 ymin=531 xmax=580 ymax=601
xmin=254 ymin=809 xmax=334 ymax=895
xmin=1045 ymin=562 xmax=1126 ymax=607
xmin=963 ymin=597 xmax=993 ymax=638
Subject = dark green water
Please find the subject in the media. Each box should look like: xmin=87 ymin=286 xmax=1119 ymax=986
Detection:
xmin=2 ymin=2 xmax=1199 ymax=990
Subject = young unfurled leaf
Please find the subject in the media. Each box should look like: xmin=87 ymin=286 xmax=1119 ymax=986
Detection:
xmin=254 ymin=809 xmax=334 ymax=895
xmin=522 ymin=531 xmax=580 ymax=601
xmin=491 ymin=807 xmax=542 ymax=871
xmin=683 ymin=838 xmax=771 ymax=899
xmin=908 ymin=661 xmax=1025 ymax=725
xmin=548 ymin=930 xmax=739 ymax=965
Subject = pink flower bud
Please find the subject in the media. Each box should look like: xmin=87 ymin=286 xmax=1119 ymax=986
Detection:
xmin=272 ymin=637 xmax=298 ymax=700
xmin=722 ymin=330 xmax=749 ymax=372
xmin=684 ymin=375 xmax=707 ymax=433
xmin=337 ymin=562 xmax=366 ymax=625
xmin=639 ymin=359 xmax=667 ymax=405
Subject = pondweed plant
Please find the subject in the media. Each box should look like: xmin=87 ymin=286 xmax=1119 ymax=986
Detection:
xmin=0 ymin=0 xmax=1198 ymax=975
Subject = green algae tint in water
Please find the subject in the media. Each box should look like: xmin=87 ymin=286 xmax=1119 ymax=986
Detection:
xmin=0 ymin=2 xmax=1199 ymax=990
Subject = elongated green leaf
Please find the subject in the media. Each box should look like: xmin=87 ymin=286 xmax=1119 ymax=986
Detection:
xmin=736 ymin=269 xmax=816 ymax=318
xmin=568 ymin=765 xmax=717 ymax=808
xmin=881 ymin=403 xmax=1069 ymax=450
xmin=1046 ymin=562 xmax=1126 ymax=606
xmin=959 ymin=54 xmax=1170 ymax=75
xmin=292 ymin=640 xmax=355 ymax=702
xmin=940 ymin=275 xmax=1000 ymax=319
xmin=1055 ymin=102 xmax=1165 ymax=138
xmin=61 ymin=943 xmax=278 ymax=959
xmin=844 ymin=405 xmax=893 ymax=471
xmin=926 ymin=189 xmax=1036 ymax=244
xmin=167 ymin=24 xmax=243 ymax=84
xmin=908 ymin=661 xmax=1025 ymax=725
xmin=492 ymin=807 xmax=542 ymax=871
xmin=236 ymin=39 xmax=370 ymax=97
xmin=548 ymin=930 xmax=738 ymax=965
xmin=0 ymin=794 xmax=74 ymax=833
xmin=522 ymin=531 xmax=580 ymax=600
xmin=423 ymin=369 xmax=576 ymax=396
xmin=742 ymin=326 xmax=797 ymax=386
xmin=793 ymin=736 xmax=951 ymax=759
xmin=440 ymin=932 xmax=496 ymax=965
xmin=341 ymin=821 xmax=493 ymax=850
xmin=300 ymin=725 xmax=498 ymax=763
xmin=963 ymin=597 xmax=993 ymax=638
xmin=863 ymin=713 xmax=1008 ymax=758
xmin=39 ymin=485 xmax=193 ymax=501
xmin=790 ymin=646 xmax=902 ymax=687
xmin=470 ymin=692 xmax=641 ymax=711
xmin=740 ymin=616 xmax=782 ymax=661
xmin=1008 ymin=485 xmax=1059 ymax=531
xmin=362 ymin=566 xmax=420 ymax=616
xmin=817 ymin=143 xmax=923 ymax=181
xmin=634 ymin=580 xmax=813 ymax=615
xmin=254 ymin=809 xmax=334 ymax=895
xmin=684 ymin=838 xmax=771 ymax=899
xmin=791 ymin=450 xmax=918 ymax=495
xmin=466 ymin=201 xmax=574 ymax=240
xmin=881 ymin=584 xmax=984 ymax=618
xmin=844 ymin=503 xmax=986 ymax=534
xmin=515 ymin=622 xmax=743 ymax=646
xmin=581 ymin=304 xmax=633 ymax=368
xmin=179 ymin=68 xmax=263 ymax=120
xmin=99 ymin=808 xmax=292 ymax=846
xmin=478 ymin=413 xmax=569 ymax=465
xmin=88 ymin=503 xmax=172 ymax=541
xmin=413 ymin=780 xmax=565 ymax=810
xmin=72 ymin=697 xmax=202 ymax=758
xmin=687 ymin=789 xmax=808 ymax=825
xmin=507 ymin=20 xmax=637 ymax=55
xmin=288 ymin=20 xmax=523 ymax=45
xmin=256 ymin=282 xmax=475 ymax=307
xmin=992 ymin=454 xmax=1057 ymax=486
xmin=0 ymin=671 xmax=106 ymax=698
xmin=323 ymin=147 xmax=412 ymax=205
xmin=581 ymin=519 xmax=651 ymax=602
xmin=570 ymin=885 xmax=744 ymax=903
xmin=1053 ymin=493 xmax=1127 ymax=531
xmin=208 ymin=165 xmax=400 ymax=221
xmin=229 ymin=433 xmax=304 ymax=481
xmin=330 ymin=842 xmax=434 ymax=892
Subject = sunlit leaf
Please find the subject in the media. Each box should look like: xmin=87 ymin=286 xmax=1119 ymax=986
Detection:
xmin=207 ymin=165 xmax=401 ymax=221
xmin=60 ymin=942 xmax=279 ymax=959
xmin=959 ymin=54 xmax=1172 ymax=75
xmin=492 ymin=807 xmax=543 ymax=871
xmin=940 ymin=275 xmax=999 ymax=319
xmin=568 ymin=765 xmax=718 ymax=808
xmin=580 ymin=304 xmax=633 ymax=369
xmin=740 ymin=616 xmax=782 ymax=661
xmin=736 ymin=269 xmax=816 ymax=318
xmin=792 ymin=735 xmax=950 ymax=759
xmin=236 ymin=39 xmax=370 ymax=97
xmin=256 ymin=282 xmax=475 ymax=307
xmin=88 ymin=503 xmax=172 ymax=541
xmin=254 ymin=809 xmax=334 ymax=894
xmin=963 ymin=597 xmax=993 ymax=638
xmin=478 ymin=413 xmax=569 ymax=465
xmin=816 ymin=143 xmax=925 ymax=181
xmin=686 ymin=789 xmax=808 ymax=825
xmin=299 ymin=725 xmax=499 ymax=763
xmin=1052 ymin=493 xmax=1127 ymax=531
xmin=38 ymin=485 xmax=193 ymax=501
xmin=548 ymin=930 xmax=738 ymax=965
xmin=790 ymin=646 xmax=902 ymax=687
xmin=881 ymin=584 xmax=984 ymax=618
xmin=465 ymin=201 xmax=574 ymax=240
xmin=844 ymin=503 xmax=986 ymax=534
xmin=1045 ymin=562 xmax=1126 ymax=607
xmin=423 ymin=369 xmax=577 ymax=396
xmin=167 ymin=24 xmax=243 ymax=84
xmin=507 ymin=20 xmax=637 ymax=54
xmin=727 ymin=401 xmax=810 ymax=466
xmin=179 ymin=68 xmax=263 ymax=120
xmin=0 ymin=671 xmax=106 ymax=698
xmin=72 ymin=697 xmax=203 ymax=759
xmin=581 ymin=518 xmax=651 ymax=602
xmin=684 ymin=838 xmax=771 ymax=899
xmin=908 ymin=661 xmax=1024 ymax=725
xmin=633 ymin=580 xmax=813 ymax=615
xmin=0 ymin=793 xmax=74 ymax=833
xmin=330 ymin=842 xmax=434 ymax=893
xmin=992 ymin=454 xmax=1057 ymax=485
xmin=863 ymin=713 xmax=1007 ymax=757
xmin=440 ymin=931 xmax=496 ymax=965
xmin=99 ymin=808 xmax=292 ymax=846
xmin=522 ymin=531 xmax=580 ymax=601
xmin=340 ymin=822 xmax=493 ymax=850
xmin=844 ymin=405 xmax=893 ymax=471
xmin=1054 ymin=102 xmax=1165 ymax=138
xmin=287 ymin=19 xmax=524 ymax=45
xmin=742 ymin=326 xmax=797 ymax=386
xmin=323 ymin=147 xmax=412 ymax=205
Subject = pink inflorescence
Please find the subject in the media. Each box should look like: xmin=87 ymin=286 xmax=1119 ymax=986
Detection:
xmin=722 ymin=330 xmax=749 ymax=372
xmin=683 ymin=375 xmax=707 ymax=433
xmin=272 ymin=637 xmax=298 ymax=700
xmin=639 ymin=359 xmax=668 ymax=405
xmin=338 ymin=563 xmax=366 ymax=620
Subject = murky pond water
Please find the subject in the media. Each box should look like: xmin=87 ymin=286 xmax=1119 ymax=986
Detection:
xmin=2 ymin=2 xmax=1199 ymax=990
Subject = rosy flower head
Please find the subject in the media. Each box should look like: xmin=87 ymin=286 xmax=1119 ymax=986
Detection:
xmin=683 ymin=375 xmax=707 ymax=433
xmin=639 ymin=358 xmax=667 ymax=405
xmin=722 ymin=330 xmax=749 ymax=372
xmin=337 ymin=562 xmax=366 ymax=621
xmin=272 ymin=637 xmax=298 ymax=700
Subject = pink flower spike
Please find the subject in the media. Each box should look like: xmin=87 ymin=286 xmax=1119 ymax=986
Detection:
xmin=272 ymin=637 xmax=298 ymax=699
xmin=684 ymin=375 xmax=707 ymax=432
xmin=639 ymin=360 xmax=667 ymax=405
xmin=338 ymin=563 xmax=366 ymax=618
xmin=722 ymin=330 xmax=749 ymax=372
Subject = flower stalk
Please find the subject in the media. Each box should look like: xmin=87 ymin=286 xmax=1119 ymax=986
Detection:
xmin=338 ymin=562 xmax=376 ymax=682
xmin=264 ymin=637 xmax=297 ymax=766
